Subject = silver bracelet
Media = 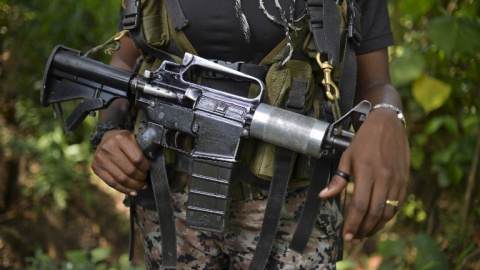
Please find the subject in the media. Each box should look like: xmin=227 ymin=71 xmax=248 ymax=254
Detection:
xmin=371 ymin=103 xmax=407 ymax=128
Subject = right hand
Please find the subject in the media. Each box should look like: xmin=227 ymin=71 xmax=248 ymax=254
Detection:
xmin=91 ymin=130 xmax=150 ymax=195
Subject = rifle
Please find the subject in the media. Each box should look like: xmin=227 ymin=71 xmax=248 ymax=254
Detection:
xmin=41 ymin=45 xmax=371 ymax=233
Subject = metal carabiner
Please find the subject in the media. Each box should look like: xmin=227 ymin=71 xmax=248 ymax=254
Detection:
xmin=316 ymin=53 xmax=340 ymax=101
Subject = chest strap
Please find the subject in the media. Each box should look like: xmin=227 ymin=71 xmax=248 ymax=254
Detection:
xmin=307 ymin=0 xmax=341 ymax=68
xmin=307 ymin=0 xmax=360 ymax=125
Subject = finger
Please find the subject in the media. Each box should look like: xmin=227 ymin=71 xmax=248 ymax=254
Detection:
xmin=354 ymin=172 xmax=389 ymax=239
xmin=319 ymin=152 xmax=352 ymax=199
xmin=342 ymin=167 xmax=374 ymax=241
xmin=98 ymin=131 xmax=150 ymax=181
xmin=318 ymin=173 xmax=349 ymax=199
xmin=366 ymin=194 xmax=400 ymax=237
xmin=92 ymin=162 xmax=142 ymax=195
xmin=100 ymin=130 xmax=150 ymax=173
xmin=362 ymin=191 xmax=393 ymax=239
xmin=366 ymin=178 xmax=407 ymax=237
xmin=93 ymin=151 xmax=148 ymax=191
xmin=121 ymin=137 xmax=151 ymax=173
xmin=114 ymin=148 xmax=150 ymax=181
xmin=397 ymin=184 xmax=407 ymax=209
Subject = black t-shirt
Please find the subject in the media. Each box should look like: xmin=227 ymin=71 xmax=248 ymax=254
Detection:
xmin=119 ymin=0 xmax=394 ymax=61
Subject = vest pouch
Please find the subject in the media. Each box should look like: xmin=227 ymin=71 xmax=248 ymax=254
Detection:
xmin=248 ymin=60 xmax=315 ymax=181
xmin=123 ymin=0 xmax=170 ymax=51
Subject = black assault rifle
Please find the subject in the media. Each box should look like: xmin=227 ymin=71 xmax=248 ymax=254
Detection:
xmin=41 ymin=45 xmax=371 ymax=233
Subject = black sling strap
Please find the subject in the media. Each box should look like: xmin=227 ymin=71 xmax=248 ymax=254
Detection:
xmin=338 ymin=34 xmax=357 ymax=127
xmin=307 ymin=0 xmax=341 ymax=68
xmin=289 ymin=154 xmax=332 ymax=252
xmin=249 ymin=147 xmax=295 ymax=270
xmin=128 ymin=196 xmax=136 ymax=260
xmin=248 ymin=76 xmax=308 ymax=270
xmin=149 ymin=149 xmax=177 ymax=267
xmin=164 ymin=0 xmax=188 ymax=30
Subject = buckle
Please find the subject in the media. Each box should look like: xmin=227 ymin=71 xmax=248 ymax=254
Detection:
xmin=347 ymin=0 xmax=362 ymax=45
xmin=214 ymin=60 xmax=244 ymax=72
xmin=122 ymin=0 xmax=140 ymax=30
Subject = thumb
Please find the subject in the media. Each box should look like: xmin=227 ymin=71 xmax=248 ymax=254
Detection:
xmin=319 ymin=149 xmax=353 ymax=199
xmin=318 ymin=173 xmax=349 ymax=199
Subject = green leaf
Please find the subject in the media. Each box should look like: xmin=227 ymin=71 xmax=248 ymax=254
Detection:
xmin=411 ymin=148 xmax=425 ymax=170
xmin=413 ymin=233 xmax=449 ymax=270
xmin=433 ymin=150 xmax=452 ymax=165
xmin=462 ymin=113 xmax=480 ymax=133
xmin=65 ymin=249 xmax=89 ymax=262
xmin=413 ymin=75 xmax=452 ymax=114
xmin=424 ymin=117 xmax=445 ymax=135
xmin=447 ymin=165 xmax=464 ymax=185
xmin=336 ymin=259 xmax=357 ymax=270
xmin=399 ymin=0 xmax=437 ymax=23
xmin=378 ymin=238 xmax=407 ymax=260
xmin=91 ymin=247 xmax=111 ymax=263
xmin=390 ymin=50 xmax=426 ymax=87
xmin=443 ymin=116 xmax=459 ymax=136
xmin=427 ymin=17 xmax=480 ymax=56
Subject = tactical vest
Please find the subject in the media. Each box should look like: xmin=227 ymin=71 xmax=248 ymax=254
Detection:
xmin=119 ymin=0 xmax=361 ymax=268
xmin=123 ymin=0 xmax=358 ymax=180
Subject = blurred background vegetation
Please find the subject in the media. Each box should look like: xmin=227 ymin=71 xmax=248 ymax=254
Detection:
xmin=0 ymin=0 xmax=479 ymax=269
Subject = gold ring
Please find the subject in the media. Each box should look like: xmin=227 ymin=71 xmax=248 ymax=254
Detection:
xmin=386 ymin=200 xmax=399 ymax=207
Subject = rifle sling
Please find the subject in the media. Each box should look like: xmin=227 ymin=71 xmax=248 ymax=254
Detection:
xmin=289 ymin=154 xmax=333 ymax=253
xmin=248 ymin=76 xmax=310 ymax=269
xmin=128 ymin=196 xmax=136 ymax=261
xmin=338 ymin=33 xmax=357 ymax=127
xmin=126 ymin=148 xmax=179 ymax=267
xmin=149 ymin=149 xmax=178 ymax=267
xmin=307 ymin=0 xmax=341 ymax=68
xmin=249 ymin=147 xmax=295 ymax=270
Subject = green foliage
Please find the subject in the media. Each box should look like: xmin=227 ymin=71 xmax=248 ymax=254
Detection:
xmin=412 ymin=233 xmax=449 ymax=270
xmin=400 ymin=194 xmax=427 ymax=223
xmin=412 ymin=74 xmax=452 ymax=114
xmin=427 ymin=16 xmax=480 ymax=56
xmin=386 ymin=0 xmax=480 ymax=268
xmin=390 ymin=0 xmax=480 ymax=190
xmin=1 ymin=0 xmax=118 ymax=209
xmin=26 ymin=248 xmax=144 ymax=270
xmin=375 ymin=233 xmax=448 ymax=270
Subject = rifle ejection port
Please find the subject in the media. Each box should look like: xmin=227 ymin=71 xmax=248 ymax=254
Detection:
xmin=195 ymin=97 xmax=247 ymax=121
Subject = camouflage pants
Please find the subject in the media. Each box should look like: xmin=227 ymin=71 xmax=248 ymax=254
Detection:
xmin=134 ymin=188 xmax=343 ymax=270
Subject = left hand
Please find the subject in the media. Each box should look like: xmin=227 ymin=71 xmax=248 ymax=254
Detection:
xmin=319 ymin=107 xmax=410 ymax=241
